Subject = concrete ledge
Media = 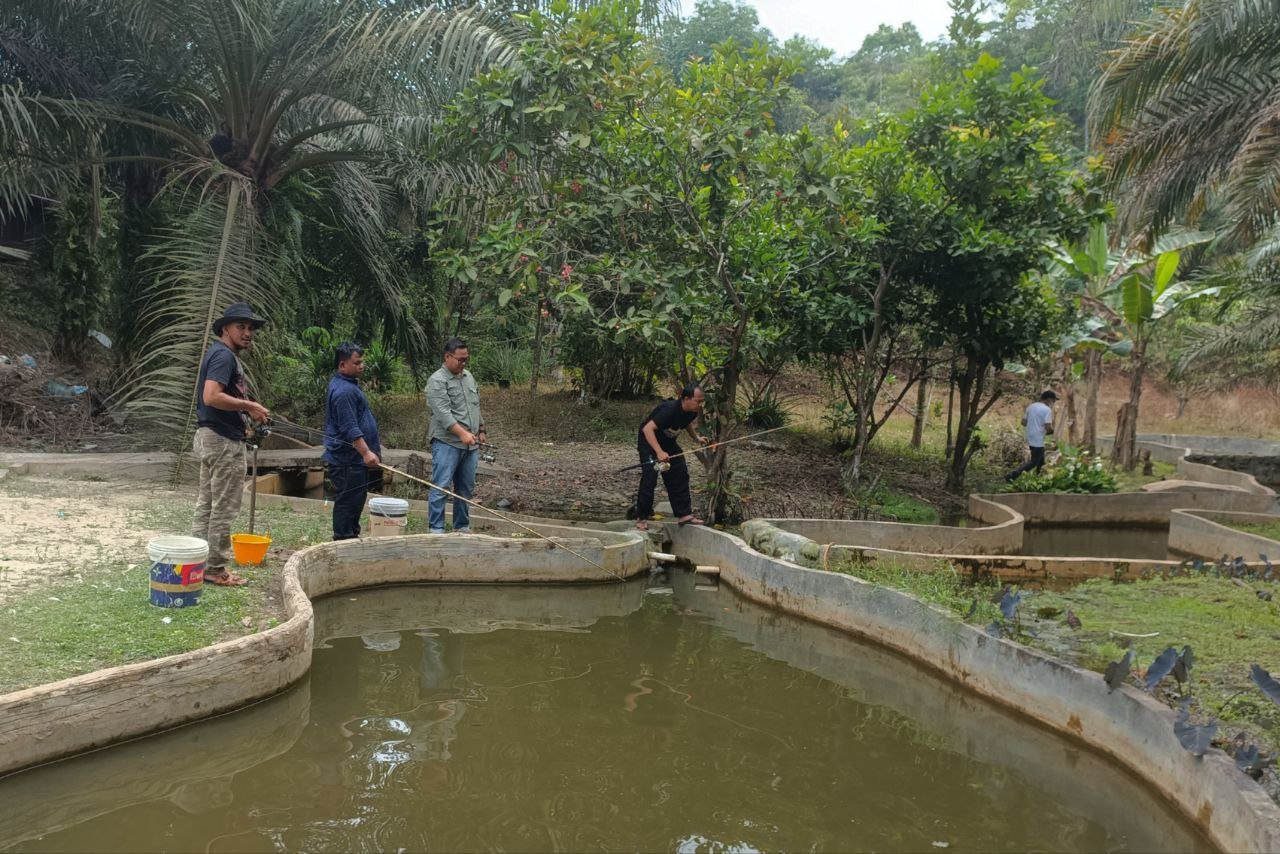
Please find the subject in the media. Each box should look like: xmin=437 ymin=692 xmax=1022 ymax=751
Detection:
xmin=1170 ymin=509 xmax=1280 ymax=561
xmin=0 ymin=529 xmax=649 ymax=776
xmin=753 ymin=497 xmax=1023 ymax=558
xmin=1097 ymin=437 xmax=1278 ymax=497
xmin=744 ymin=486 xmax=1276 ymax=579
xmin=994 ymin=487 xmax=1273 ymax=524
xmin=667 ymin=522 xmax=1280 ymax=853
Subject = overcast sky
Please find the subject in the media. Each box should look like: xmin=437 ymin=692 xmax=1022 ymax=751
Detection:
xmin=702 ymin=0 xmax=956 ymax=59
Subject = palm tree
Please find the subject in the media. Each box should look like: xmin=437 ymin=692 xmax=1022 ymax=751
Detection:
xmin=0 ymin=0 xmax=521 ymax=446
xmin=1091 ymin=0 xmax=1280 ymax=244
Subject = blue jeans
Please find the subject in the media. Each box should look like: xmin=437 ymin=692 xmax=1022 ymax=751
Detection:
xmin=429 ymin=439 xmax=478 ymax=532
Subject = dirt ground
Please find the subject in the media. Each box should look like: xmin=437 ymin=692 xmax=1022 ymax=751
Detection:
xmin=0 ymin=476 xmax=185 ymax=604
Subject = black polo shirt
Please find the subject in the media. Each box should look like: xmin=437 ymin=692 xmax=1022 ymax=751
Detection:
xmin=195 ymin=341 xmax=248 ymax=441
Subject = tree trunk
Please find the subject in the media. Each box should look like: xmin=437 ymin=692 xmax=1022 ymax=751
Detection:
xmin=944 ymin=360 xmax=956 ymax=460
xmin=1110 ymin=346 xmax=1145 ymax=471
xmin=910 ymin=371 xmax=929 ymax=448
xmin=704 ymin=359 xmax=742 ymax=524
xmin=946 ymin=357 xmax=1002 ymax=492
xmin=527 ymin=292 xmax=545 ymax=426
xmin=1054 ymin=353 xmax=1075 ymax=444
xmin=1082 ymin=347 xmax=1101 ymax=452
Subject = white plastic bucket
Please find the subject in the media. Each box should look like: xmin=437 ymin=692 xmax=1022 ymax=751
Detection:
xmin=147 ymin=536 xmax=208 ymax=608
xmin=368 ymin=497 xmax=409 ymax=537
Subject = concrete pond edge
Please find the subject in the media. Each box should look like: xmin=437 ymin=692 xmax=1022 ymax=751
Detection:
xmin=668 ymin=522 xmax=1280 ymax=853
xmin=0 ymin=525 xmax=652 ymax=779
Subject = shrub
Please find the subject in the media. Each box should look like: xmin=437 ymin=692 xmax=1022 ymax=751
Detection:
xmin=740 ymin=380 xmax=791 ymax=429
xmin=1009 ymin=445 xmax=1118 ymax=494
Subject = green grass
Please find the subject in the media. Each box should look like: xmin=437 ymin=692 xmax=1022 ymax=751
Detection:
xmin=1225 ymin=518 xmax=1280 ymax=544
xmin=0 ymin=500 xmax=332 ymax=694
xmin=1023 ymin=576 xmax=1280 ymax=750
xmin=817 ymin=556 xmax=1004 ymax=624
xmin=1111 ymin=459 xmax=1178 ymax=492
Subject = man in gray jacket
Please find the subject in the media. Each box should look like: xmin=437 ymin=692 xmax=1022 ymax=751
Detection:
xmin=425 ymin=337 xmax=486 ymax=533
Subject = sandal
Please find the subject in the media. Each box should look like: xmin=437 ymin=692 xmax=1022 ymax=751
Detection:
xmin=676 ymin=515 xmax=705 ymax=526
xmin=205 ymin=569 xmax=248 ymax=587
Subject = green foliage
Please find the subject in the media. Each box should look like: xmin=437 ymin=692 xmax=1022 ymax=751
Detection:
xmin=1008 ymin=445 xmax=1119 ymax=494
xmin=657 ymin=0 xmax=775 ymax=75
xmin=739 ymin=378 xmax=791 ymax=429
xmin=469 ymin=342 xmax=531 ymax=384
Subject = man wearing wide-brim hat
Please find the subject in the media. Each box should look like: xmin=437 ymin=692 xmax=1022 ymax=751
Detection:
xmin=191 ymin=302 xmax=270 ymax=586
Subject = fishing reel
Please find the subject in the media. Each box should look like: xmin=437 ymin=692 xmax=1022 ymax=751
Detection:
xmin=245 ymin=422 xmax=272 ymax=450
xmin=651 ymin=458 xmax=671 ymax=473
xmin=477 ymin=441 xmax=498 ymax=464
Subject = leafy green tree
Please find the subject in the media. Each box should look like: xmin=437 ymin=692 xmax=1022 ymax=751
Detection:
xmin=657 ymin=0 xmax=775 ymax=74
xmin=836 ymin=23 xmax=932 ymax=120
xmin=902 ymin=55 xmax=1096 ymax=490
xmin=457 ymin=6 xmax=842 ymax=521
xmin=1050 ymin=221 xmax=1210 ymax=456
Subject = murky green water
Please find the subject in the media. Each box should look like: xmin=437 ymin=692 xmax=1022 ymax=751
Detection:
xmin=1020 ymin=524 xmax=1171 ymax=560
xmin=1 ymin=573 xmax=1208 ymax=852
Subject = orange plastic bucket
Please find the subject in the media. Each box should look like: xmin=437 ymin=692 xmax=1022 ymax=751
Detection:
xmin=231 ymin=533 xmax=271 ymax=565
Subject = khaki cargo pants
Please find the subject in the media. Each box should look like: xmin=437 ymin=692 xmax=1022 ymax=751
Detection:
xmin=191 ymin=427 xmax=247 ymax=570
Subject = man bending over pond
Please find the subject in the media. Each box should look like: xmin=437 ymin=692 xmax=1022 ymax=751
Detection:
xmin=634 ymin=384 xmax=709 ymax=532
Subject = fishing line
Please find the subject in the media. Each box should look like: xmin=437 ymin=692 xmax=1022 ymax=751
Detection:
xmin=264 ymin=415 xmax=625 ymax=581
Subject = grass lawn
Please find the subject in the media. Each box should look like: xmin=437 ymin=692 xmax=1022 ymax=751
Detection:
xmin=1025 ymin=576 xmax=1280 ymax=754
xmin=820 ymin=555 xmax=1280 ymax=762
xmin=0 ymin=497 xmax=331 ymax=694
xmin=1225 ymin=518 xmax=1280 ymax=544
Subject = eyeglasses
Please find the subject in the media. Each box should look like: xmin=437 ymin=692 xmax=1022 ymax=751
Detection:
xmin=448 ymin=353 xmax=469 ymax=363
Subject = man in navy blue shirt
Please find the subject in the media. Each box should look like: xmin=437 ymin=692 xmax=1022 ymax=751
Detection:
xmin=323 ymin=342 xmax=382 ymax=540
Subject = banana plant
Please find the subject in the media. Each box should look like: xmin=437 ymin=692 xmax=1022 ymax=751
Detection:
xmin=1051 ymin=221 xmax=1211 ymax=454
xmin=1105 ymin=237 xmax=1217 ymax=470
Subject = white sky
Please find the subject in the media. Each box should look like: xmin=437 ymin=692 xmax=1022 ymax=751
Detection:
xmin=711 ymin=0 xmax=956 ymax=60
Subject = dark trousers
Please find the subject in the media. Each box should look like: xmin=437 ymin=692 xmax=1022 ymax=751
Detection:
xmin=1006 ymin=445 xmax=1046 ymax=482
xmin=634 ymin=437 xmax=692 ymax=520
xmin=328 ymin=464 xmax=369 ymax=540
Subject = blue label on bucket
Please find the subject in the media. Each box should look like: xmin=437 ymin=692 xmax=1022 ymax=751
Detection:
xmin=149 ymin=560 xmax=205 ymax=608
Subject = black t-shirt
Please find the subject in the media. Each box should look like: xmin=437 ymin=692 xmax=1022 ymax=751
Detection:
xmin=641 ymin=399 xmax=697 ymax=440
xmin=196 ymin=341 xmax=248 ymax=441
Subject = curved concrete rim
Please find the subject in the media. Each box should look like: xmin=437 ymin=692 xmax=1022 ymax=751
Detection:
xmin=667 ymin=521 xmax=1280 ymax=853
xmin=0 ymin=526 xmax=651 ymax=778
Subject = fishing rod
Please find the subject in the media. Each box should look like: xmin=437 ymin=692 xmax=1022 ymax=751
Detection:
xmin=616 ymin=417 xmax=821 ymax=473
xmin=264 ymin=416 xmax=624 ymax=581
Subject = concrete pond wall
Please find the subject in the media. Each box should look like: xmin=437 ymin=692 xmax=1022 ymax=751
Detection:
xmin=668 ymin=522 xmax=1280 ymax=853
xmin=1169 ymin=509 xmax=1280 ymax=561
xmin=746 ymin=485 xmax=1277 ymax=581
xmin=0 ymin=528 xmax=651 ymax=777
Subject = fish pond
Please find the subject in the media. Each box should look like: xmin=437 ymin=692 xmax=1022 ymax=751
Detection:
xmin=0 ymin=573 xmax=1208 ymax=852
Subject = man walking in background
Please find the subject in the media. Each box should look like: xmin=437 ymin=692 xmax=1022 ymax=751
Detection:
xmin=192 ymin=302 xmax=269 ymax=586
xmin=1006 ymin=389 xmax=1057 ymax=483
xmin=425 ymin=337 xmax=486 ymax=534
xmin=323 ymin=342 xmax=382 ymax=540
